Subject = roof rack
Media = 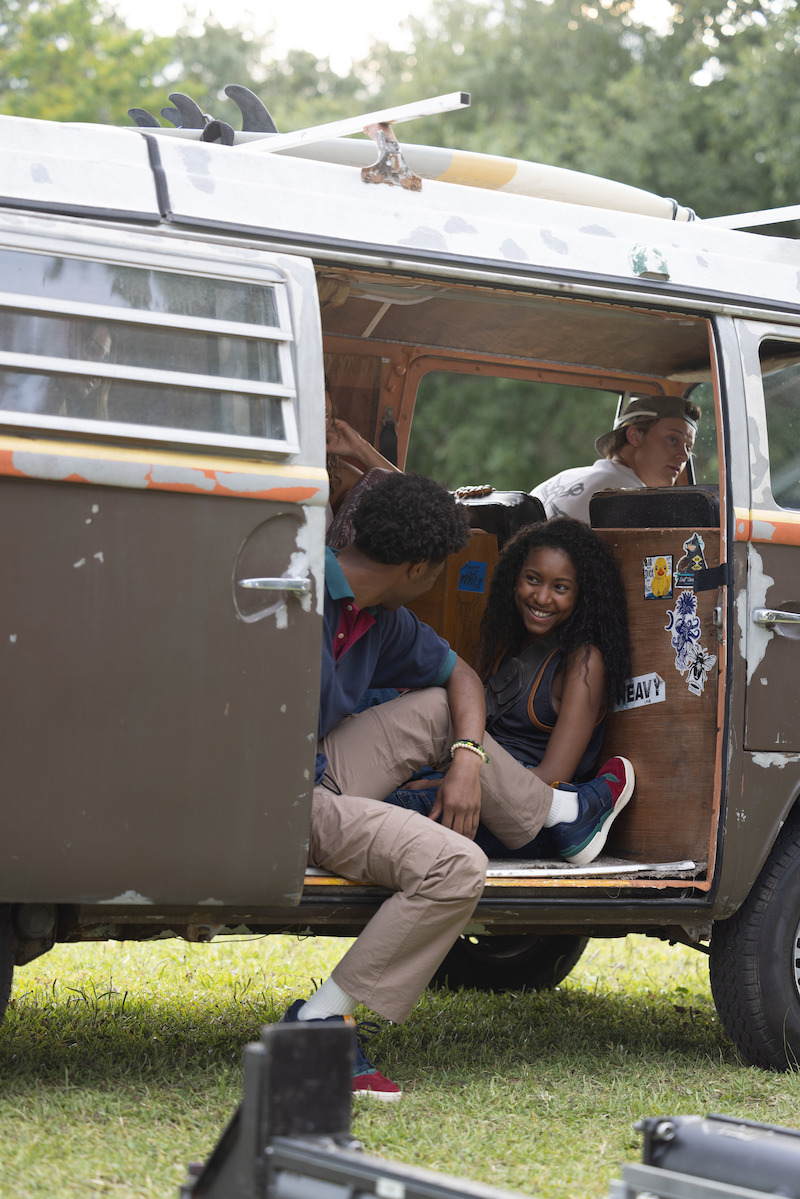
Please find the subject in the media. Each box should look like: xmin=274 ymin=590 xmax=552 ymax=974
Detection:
xmin=127 ymin=83 xmax=696 ymax=219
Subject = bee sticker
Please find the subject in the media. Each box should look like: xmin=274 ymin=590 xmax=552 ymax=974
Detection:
xmin=644 ymin=555 xmax=673 ymax=600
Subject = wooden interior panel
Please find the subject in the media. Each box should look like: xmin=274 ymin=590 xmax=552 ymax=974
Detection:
xmin=407 ymin=530 xmax=498 ymax=668
xmin=597 ymin=525 xmax=721 ymax=864
xmin=319 ymin=271 xmax=712 ymax=379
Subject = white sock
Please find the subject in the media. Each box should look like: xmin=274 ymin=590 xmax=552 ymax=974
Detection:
xmin=543 ymin=785 xmax=580 ymax=828
xmin=296 ymin=977 xmax=357 ymax=1020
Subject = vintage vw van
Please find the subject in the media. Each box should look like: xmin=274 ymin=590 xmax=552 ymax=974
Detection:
xmin=1 ymin=91 xmax=799 ymax=1071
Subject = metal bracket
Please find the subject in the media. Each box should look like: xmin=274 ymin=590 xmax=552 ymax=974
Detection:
xmin=362 ymin=122 xmax=422 ymax=191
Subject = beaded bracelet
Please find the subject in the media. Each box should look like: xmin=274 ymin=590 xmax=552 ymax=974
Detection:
xmin=450 ymin=739 xmax=490 ymax=766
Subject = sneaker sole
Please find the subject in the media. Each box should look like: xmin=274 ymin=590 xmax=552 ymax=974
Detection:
xmin=352 ymin=1087 xmax=403 ymax=1101
xmin=567 ymin=758 xmax=635 ymax=867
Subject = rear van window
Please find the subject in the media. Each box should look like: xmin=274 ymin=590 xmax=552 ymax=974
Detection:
xmin=0 ymin=249 xmax=297 ymax=453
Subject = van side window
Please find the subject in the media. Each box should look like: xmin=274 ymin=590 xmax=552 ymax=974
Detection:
xmin=0 ymin=249 xmax=297 ymax=453
xmin=760 ymin=340 xmax=800 ymax=510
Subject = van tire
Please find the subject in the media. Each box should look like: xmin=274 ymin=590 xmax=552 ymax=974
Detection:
xmin=710 ymin=815 xmax=800 ymax=1070
xmin=430 ymin=932 xmax=588 ymax=992
xmin=0 ymin=906 xmax=14 ymax=1024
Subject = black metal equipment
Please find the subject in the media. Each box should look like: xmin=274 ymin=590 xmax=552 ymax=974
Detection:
xmin=180 ymin=1022 xmax=523 ymax=1199
xmin=612 ymin=1114 xmax=800 ymax=1199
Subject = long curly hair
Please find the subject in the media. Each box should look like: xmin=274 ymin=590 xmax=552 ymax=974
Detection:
xmin=475 ymin=517 xmax=631 ymax=705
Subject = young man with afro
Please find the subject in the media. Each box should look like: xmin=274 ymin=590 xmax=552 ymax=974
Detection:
xmin=283 ymin=473 xmax=633 ymax=1099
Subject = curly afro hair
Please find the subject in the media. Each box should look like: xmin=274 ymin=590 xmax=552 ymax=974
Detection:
xmin=352 ymin=473 xmax=471 ymax=565
xmin=475 ymin=516 xmax=632 ymax=705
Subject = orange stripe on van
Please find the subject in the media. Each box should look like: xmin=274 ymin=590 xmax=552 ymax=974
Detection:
xmin=0 ymin=447 xmax=26 ymax=478
xmin=0 ymin=433 xmax=327 ymax=503
xmin=734 ymin=506 xmax=800 ymax=545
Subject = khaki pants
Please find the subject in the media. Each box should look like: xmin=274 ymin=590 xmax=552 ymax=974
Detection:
xmin=311 ymin=688 xmax=552 ymax=1022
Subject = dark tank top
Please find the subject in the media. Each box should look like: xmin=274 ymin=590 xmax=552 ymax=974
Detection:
xmin=487 ymin=643 xmax=606 ymax=783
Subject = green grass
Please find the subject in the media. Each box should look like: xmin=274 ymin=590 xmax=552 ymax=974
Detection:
xmin=2 ymin=934 xmax=799 ymax=1198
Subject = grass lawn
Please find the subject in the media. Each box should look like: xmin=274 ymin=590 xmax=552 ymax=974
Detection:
xmin=2 ymin=933 xmax=799 ymax=1198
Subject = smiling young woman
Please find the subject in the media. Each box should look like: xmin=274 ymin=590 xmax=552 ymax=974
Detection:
xmin=475 ymin=517 xmax=631 ymax=810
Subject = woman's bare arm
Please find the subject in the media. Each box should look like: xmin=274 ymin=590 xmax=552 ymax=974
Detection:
xmin=527 ymin=645 xmax=607 ymax=785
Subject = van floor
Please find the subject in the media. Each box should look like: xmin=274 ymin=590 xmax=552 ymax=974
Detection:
xmin=305 ymin=855 xmax=705 ymax=885
xmin=485 ymin=854 xmax=703 ymax=880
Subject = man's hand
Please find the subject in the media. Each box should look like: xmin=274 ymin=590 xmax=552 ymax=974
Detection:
xmin=430 ymin=655 xmax=487 ymax=839
xmin=430 ymin=751 xmax=482 ymax=838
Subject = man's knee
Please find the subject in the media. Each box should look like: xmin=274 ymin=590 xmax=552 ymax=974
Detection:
xmin=425 ymin=835 xmax=487 ymax=903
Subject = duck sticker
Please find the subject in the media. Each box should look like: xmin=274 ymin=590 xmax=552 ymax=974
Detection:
xmin=644 ymin=554 xmax=673 ymax=600
xmin=674 ymin=532 xmax=708 ymax=589
xmin=665 ymin=590 xmax=717 ymax=696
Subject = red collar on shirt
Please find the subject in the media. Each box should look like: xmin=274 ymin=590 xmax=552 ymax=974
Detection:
xmin=333 ymin=599 xmax=376 ymax=661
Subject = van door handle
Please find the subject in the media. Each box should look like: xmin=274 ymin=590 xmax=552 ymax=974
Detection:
xmin=237 ymin=577 xmax=311 ymax=596
xmin=753 ymin=608 xmax=800 ymax=627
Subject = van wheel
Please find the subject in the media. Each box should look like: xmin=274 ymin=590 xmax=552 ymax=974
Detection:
xmin=710 ymin=815 xmax=800 ymax=1069
xmin=0 ymin=906 xmax=14 ymax=1024
xmin=430 ymin=933 xmax=588 ymax=992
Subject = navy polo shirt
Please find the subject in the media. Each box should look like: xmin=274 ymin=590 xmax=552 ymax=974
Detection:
xmin=316 ymin=546 xmax=456 ymax=784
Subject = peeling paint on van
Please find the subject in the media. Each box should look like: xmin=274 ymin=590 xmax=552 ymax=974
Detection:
xmin=98 ymin=890 xmax=153 ymax=904
xmin=501 ymin=239 xmax=528 ymax=261
xmin=13 ymin=449 xmax=150 ymax=489
xmin=542 ymin=230 xmax=568 ymax=255
xmin=444 ymin=215 xmax=476 ymax=235
xmin=149 ymin=463 xmax=217 ymax=492
xmin=752 ymin=517 xmax=777 ymax=542
xmin=752 ymin=752 xmax=800 ymax=769
xmin=2 ymin=438 xmax=327 ymax=502
xmin=400 ymin=226 xmax=448 ymax=250
xmin=740 ymin=546 xmax=775 ymax=684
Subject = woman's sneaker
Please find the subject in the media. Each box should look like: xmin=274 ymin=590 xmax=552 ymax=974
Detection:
xmin=550 ymin=757 xmax=634 ymax=867
xmin=281 ymin=1000 xmax=402 ymax=1101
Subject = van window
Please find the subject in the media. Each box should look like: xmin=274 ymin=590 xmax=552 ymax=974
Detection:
xmin=0 ymin=249 xmax=297 ymax=453
xmin=406 ymin=373 xmax=613 ymax=491
xmin=685 ymin=380 xmax=719 ymax=486
xmin=760 ymin=340 xmax=800 ymax=510
xmin=407 ymin=373 xmax=719 ymax=492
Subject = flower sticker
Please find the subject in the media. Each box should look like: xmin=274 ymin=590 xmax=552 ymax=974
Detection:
xmin=665 ymin=590 xmax=702 ymax=673
xmin=665 ymin=590 xmax=717 ymax=696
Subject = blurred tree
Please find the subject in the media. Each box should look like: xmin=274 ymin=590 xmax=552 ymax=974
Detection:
xmin=405 ymin=373 xmax=616 ymax=491
xmin=167 ymin=24 xmax=362 ymax=131
xmin=0 ymin=0 xmax=172 ymax=122
xmin=358 ymin=0 xmax=800 ymax=222
xmin=0 ymin=0 xmax=357 ymax=131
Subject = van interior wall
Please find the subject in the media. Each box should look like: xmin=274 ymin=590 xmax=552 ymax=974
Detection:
xmin=407 ymin=515 xmax=720 ymax=872
xmin=595 ymin=518 xmax=720 ymax=867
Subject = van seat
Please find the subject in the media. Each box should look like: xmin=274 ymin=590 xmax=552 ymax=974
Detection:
xmin=590 ymin=485 xmax=719 ymax=529
xmin=455 ymin=487 xmax=546 ymax=547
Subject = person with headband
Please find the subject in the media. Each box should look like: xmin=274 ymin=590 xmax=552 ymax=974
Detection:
xmin=531 ymin=394 xmax=701 ymax=523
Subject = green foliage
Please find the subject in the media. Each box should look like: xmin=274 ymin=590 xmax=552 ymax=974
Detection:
xmin=358 ymin=0 xmax=800 ymax=224
xmin=259 ymin=49 xmax=364 ymax=132
xmin=406 ymin=373 xmax=616 ymax=491
xmin=0 ymin=0 xmax=172 ymax=123
xmin=0 ymin=0 xmax=356 ymax=131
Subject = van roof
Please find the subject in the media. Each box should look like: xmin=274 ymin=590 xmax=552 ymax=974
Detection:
xmin=2 ymin=111 xmax=799 ymax=317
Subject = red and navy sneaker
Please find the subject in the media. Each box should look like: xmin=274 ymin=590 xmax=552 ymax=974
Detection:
xmin=281 ymin=1000 xmax=402 ymax=1101
xmin=550 ymin=756 xmax=635 ymax=867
